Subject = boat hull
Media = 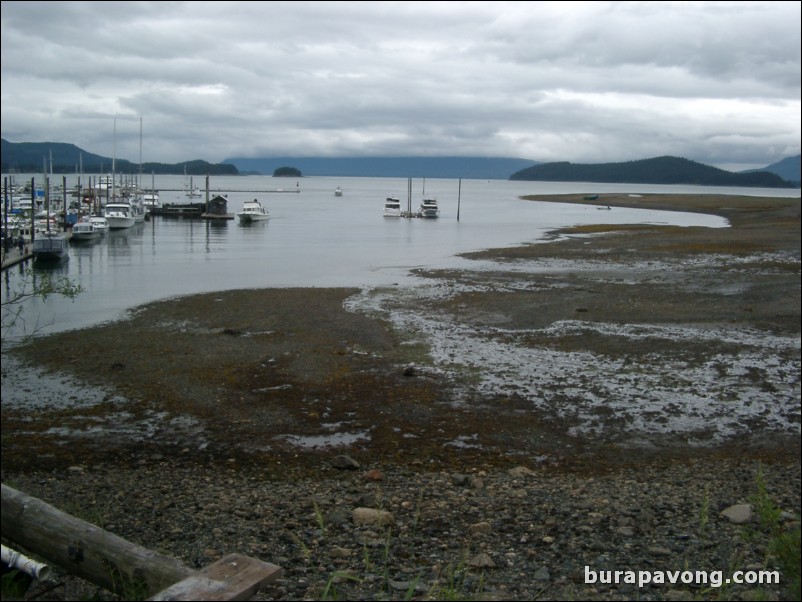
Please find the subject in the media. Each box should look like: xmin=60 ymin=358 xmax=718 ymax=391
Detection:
xmin=237 ymin=213 xmax=270 ymax=223
xmin=32 ymin=234 xmax=69 ymax=262
xmin=106 ymin=216 xmax=136 ymax=229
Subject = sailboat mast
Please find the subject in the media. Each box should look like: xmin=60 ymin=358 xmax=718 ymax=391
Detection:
xmin=112 ymin=118 xmax=117 ymax=202
xmin=139 ymin=116 xmax=143 ymax=189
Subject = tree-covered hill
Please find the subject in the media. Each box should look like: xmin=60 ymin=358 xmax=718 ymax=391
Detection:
xmin=510 ymin=156 xmax=795 ymax=188
xmin=0 ymin=139 xmax=238 ymax=176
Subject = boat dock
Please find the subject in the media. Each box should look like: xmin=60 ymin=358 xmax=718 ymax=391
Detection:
xmin=1 ymin=245 xmax=32 ymax=270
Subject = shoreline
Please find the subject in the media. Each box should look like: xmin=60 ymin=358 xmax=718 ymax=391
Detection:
xmin=1 ymin=193 xmax=799 ymax=600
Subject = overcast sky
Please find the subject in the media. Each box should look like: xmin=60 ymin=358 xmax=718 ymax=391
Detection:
xmin=1 ymin=1 xmax=800 ymax=171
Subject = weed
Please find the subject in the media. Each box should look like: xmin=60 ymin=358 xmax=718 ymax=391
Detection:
xmin=699 ymin=483 xmax=710 ymax=536
xmin=750 ymin=467 xmax=782 ymax=531
xmin=745 ymin=465 xmax=801 ymax=600
xmin=320 ymin=571 xmax=361 ymax=601
xmin=312 ymin=498 xmax=326 ymax=537
xmin=0 ymin=569 xmax=32 ymax=599
xmin=769 ymin=524 xmax=801 ymax=600
xmin=285 ymin=530 xmax=311 ymax=560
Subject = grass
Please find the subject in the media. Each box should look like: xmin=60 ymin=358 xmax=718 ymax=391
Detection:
xmin=749 ymin=466 xmax=801 ymax=600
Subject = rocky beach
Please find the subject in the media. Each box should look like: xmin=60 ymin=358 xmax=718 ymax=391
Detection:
xmin=1 ymin=193 xmax=800 ymax=600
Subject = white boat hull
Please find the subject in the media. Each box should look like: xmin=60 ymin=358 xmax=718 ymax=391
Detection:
xmin=237 ymin=213 xmax=270 ymax=223
xmin=105 ymin=203 xmax=136 ymax=229
xmin=237 ymin=200 xmax=270 ymax=223
xmin=106 ymin=215 xmax=136 ymax=229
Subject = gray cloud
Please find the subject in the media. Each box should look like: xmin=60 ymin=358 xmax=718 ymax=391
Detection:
xmin=2 ymin=0 xmax=799 ymax=171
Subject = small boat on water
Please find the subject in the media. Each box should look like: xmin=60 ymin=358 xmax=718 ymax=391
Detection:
xmin=237 ymin=199 xmax=270 ymax=223
xmin=104 ymin=201 xmax=136 ymax=229
xmin=384 ymin=197 xmax=402 ymax=218
xmin=32 ymin=231 xmax=69 ymax=262
xmin=70 ymin=219 xmax=102 ymax=242
xmin=334 ymin=187 xmax=343 ymax=197
xmin=419 ymin=198 xmax=439 ymax=218
xmin=89 ymin=215 xmax=110 ymax=234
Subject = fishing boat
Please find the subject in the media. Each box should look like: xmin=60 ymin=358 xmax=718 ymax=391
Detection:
xmin=419 ymin=198 xmax=439 ymax=218
xmin=236 ymin=199 xmax=270 ymax=223
xmin=383 ymin=197 xmax=402 ymax=218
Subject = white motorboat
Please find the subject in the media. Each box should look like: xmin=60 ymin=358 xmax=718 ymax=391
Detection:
xmin=237 ymin=199 xmax=270 ymax=223
xmin=383 ymin=197 xmax=402 ymax=218
xmin=104 ymin=201 xmax=136 ymax=229
xmin=89 ymin=215 xmax=110 ymax=234
xmin=334 ymin=187 xmax=343 ymax=197
xmin=70 ymin=219 xmax=102 ymax=242
xmin=419 ymin=198 xmax=439 ymax=218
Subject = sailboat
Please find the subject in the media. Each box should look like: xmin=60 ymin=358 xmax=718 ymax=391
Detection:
xmin=33 ymin=167 xmax=69 ymax=263
xmin=130 ymin=117 xmax=147 ymax=222
xmin=185 ymin=167 xmax=202 ymax=199
xmin=103 ymin=118 xmax=135 ymax=229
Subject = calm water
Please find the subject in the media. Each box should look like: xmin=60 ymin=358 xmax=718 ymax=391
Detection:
xmin=2 ymin=174 xmax=798 ymax=340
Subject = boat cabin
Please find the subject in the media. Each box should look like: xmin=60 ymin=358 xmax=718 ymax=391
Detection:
xmin=202 ymin=195 xmax=234 ymax=220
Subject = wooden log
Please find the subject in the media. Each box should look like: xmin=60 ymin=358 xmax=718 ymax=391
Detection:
xmin=149 ymin=553 xmax=283 ymax=601
xmin=1 ymin=483 xmax=194 ymax=597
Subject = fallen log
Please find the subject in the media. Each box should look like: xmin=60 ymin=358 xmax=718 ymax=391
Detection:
xmin=1 ymin=483 xmax=193 ymax=597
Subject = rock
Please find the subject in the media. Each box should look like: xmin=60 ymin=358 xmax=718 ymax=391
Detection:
xmin=508 ymin=466 xmax=536 ymax=478
xmin=452 ymin=473 xmax=470 ymax=486
xmin=331 ymin=455 xmax=360 ymax=470
xmin=469 ymin=521 xmax=492 ymax=535
xmin=363 ymin=468 xmax=384 ymax=481
xmin=352 ymin=507 xmax=395 ymax=527
xmin=468 ymin=552 xmax=496 ymax=569
xmin=720 ymin=504 xmax=753 ymax=524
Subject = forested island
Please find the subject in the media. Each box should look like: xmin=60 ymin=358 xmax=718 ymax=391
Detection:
xmin=2 ymin=139 xmax=798 ymax=186
xmin=509 ymin=155 xmax=796 ymax=188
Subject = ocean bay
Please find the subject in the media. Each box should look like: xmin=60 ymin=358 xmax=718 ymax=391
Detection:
xmin=2 ymin=174 xmax=797 ymax=341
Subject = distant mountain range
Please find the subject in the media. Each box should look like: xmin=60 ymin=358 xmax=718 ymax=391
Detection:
xmin=510 ymin=155 xmax=798 ymax=188
xmin=740 ymin=155 xmax=800 ymax=183
xmin=1 ymin=138 xmax=798 ymax=186
xmin=224 ymin=156 xmax=538 ymax=180
xmin=0 ymin=139 xmax=237 ymax=176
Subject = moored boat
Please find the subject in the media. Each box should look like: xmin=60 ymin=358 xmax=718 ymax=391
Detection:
xmin=104 ymin=202 xmax=136 ymax=229
xmin=70 ymin=220 xmax=102 ymax=242
xmin=32 ymin=231 xmax=69 ymax=262
xmin=89 ymin=215 xmax=110 ymax=234
xmin=419 ymin=198 xmax=439 ymax=218
xmin=383 ymin=197 xmax=402 ymax=218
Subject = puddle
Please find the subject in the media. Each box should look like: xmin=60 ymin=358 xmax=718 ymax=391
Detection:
xmin=276 ymin=431 xmax=371 ymax=449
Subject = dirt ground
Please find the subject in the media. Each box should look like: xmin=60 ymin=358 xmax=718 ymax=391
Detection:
xmin=2 ymin=193 xmax=800 ymax=478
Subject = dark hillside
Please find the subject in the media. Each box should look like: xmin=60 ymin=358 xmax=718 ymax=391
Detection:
xmin=510 ymin=155 xmax=794 ymax=188
xmin=0 ymin=139 xmax=238 ymax=175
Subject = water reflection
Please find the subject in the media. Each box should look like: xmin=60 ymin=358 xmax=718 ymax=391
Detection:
xmin=4 ymin=174 xmax=789 ymax=340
